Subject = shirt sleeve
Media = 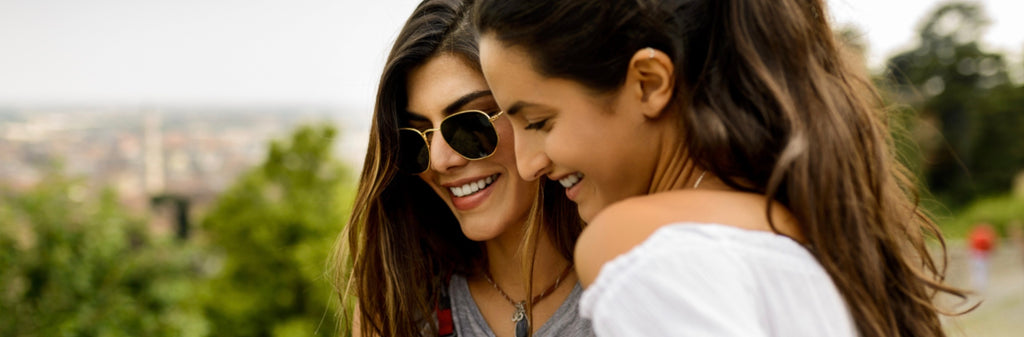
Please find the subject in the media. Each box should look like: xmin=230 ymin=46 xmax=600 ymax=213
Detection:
xmin=580 ymin=232 xmax=768 ymax=337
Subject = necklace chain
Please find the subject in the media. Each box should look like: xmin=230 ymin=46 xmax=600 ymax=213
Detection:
xmin=694 ymin=170 xmax=707 ymax=189
xmin=482 ymin=263 xmax=574 ymax=307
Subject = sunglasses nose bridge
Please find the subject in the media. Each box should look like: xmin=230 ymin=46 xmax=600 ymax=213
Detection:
xmin=425 ymin=125 xmax=439 ymax=136
xmin=419 ymin=128 xmax=438 ymax=147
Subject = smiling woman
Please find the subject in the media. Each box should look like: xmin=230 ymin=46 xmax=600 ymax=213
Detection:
xmin=475 ymin=0 xmax=967 ymax=336
xmin=334 ymin=1 xmax=592 ymax=337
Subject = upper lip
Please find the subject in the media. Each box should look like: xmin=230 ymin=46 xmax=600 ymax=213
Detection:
xmin=440 ymin=173 xmax=498 ymax=187
xmin=547 ymin=171 xmax=578 ymax=182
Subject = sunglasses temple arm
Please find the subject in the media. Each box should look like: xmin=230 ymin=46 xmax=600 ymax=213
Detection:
xmin=489 ymin=110 xmax=505 ymax=121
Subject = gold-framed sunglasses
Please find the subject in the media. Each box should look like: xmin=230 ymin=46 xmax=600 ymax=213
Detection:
xmin=399 ymin=110 xmax=505 ymax=174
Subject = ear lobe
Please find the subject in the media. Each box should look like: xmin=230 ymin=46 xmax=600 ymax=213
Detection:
xmin=628 ymin=48 xmax=675 ymax=119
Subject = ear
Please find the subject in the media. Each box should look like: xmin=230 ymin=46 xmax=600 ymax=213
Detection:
xmin=626 ymin=48 xmax=675 ymax=119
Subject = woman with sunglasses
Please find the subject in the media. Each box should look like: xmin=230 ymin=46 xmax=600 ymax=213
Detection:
xmin=335 ymin=1 xmax=592 ymax=337
xmin=475 ymin=0 xmax=966 ymax=336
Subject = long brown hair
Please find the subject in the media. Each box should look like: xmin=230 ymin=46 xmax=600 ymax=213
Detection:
xmin=333 ymin=0 xmax=582 ymax=336
xmin=476 ymin=0 xmax=966 ymax=336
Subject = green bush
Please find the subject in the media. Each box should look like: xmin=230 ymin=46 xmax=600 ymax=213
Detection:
xmin=0 ymin=123 xmax=354 ymax=337
xmin=0 ymin=169 xmax=207 ymax=337
xmin=940 ymin=194 xmax=1024 ymax=238
xmin=197 ymin=124 xmax=352 ymax=337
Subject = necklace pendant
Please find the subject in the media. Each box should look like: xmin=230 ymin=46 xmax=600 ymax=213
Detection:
xmin=512 ymin=301 xmax=529 ymax=337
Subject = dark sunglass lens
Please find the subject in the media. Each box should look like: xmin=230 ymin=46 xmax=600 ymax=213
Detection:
xmin=398 ymin=129 xmax=429 ymax=173
xmin=441 ymin=112 xmax=498 ymax=159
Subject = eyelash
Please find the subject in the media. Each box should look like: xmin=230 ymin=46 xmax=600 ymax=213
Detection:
xmin=524 ymin=119 xmax=548 ymax=131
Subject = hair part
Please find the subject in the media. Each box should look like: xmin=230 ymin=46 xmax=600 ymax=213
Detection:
xmin=476 ymin=0 xmax=967 ymax=336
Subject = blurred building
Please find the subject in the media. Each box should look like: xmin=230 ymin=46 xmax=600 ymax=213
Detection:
xmin=0 ymin=106 xmax=342 ymax=236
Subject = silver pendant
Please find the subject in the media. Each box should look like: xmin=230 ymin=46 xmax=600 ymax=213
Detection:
xmin=512 ymin=302 xmax=529 ymax=337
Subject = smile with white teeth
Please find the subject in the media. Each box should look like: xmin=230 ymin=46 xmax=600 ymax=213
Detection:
xmin=559 ymin=172 xmax=583 ymax=189
xmin=450 ymin=174 xmax=499 ymax=197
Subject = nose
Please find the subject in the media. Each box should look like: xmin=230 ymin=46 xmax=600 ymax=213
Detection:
xmin=428 ymin=131 xmax=469 ymax=173
xmin=514 ymin=129 xmax=551 ymax=182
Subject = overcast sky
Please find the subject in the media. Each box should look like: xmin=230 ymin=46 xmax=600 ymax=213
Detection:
xmin=0 ymin=0 xmax=1021 ymax=119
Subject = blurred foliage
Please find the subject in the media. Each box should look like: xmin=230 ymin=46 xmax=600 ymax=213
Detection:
xmin=197 ymin=124 xmax=352 ymax=337
xmin=884 ymin=1 xmax=1024 ymax=209
xmin=0 ymin=167 xmax=208 ymax=336
xmin=0 ymin=123 xmax=353 ymax=336
xmin=941 ymin=193 xmax=1024 ymax=238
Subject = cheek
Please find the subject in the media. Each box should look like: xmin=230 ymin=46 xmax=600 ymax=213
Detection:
xmin=546 ymin=120 xmax=599 ymax=166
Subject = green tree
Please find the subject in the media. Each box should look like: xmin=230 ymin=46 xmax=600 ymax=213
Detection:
xmin=198 ymin=124 xmax=352 ymax=337
xmin=885 ymin=1 xmax=1022 ymax=207
xmin=0 ymin=167 xmax=207 ymax=337
xmin=969 ymin=84 xmax=1024 ymax=194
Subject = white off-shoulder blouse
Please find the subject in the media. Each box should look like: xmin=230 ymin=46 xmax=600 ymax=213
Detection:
xmin=579 ymin=223 xmax=857 ymax=337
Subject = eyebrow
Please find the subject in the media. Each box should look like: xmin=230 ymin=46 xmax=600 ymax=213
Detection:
xmin=405 ymin=90 xmax=494 ymax=121
xmin=504 ymin=101 xmax=541 ymax=116
xmin=443 ymin=90 xmax=494 ymax=115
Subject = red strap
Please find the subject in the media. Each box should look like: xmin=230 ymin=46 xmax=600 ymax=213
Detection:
xmin=437 ymin=307 xmax=454 ymax=336
xmin=436 ymin=272 xmax=456 ymax=336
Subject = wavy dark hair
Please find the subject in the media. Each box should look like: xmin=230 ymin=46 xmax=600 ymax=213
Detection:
xmin=475 ymin=0 xmax=966 ymax=336
xmin=333 ymin=0 xmax=582 ymax=336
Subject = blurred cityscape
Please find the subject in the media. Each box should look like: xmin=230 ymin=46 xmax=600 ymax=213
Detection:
xmin=0 ymin=106 xmax=349 ymax=233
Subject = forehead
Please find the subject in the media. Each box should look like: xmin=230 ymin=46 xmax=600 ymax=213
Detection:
xmin=478 ymin=37 xmax=540 ymax=100
xmin=479 ymin=36 xmax=605 ymax=112
xmin=406 ymin=53 xmax=488 ymax=117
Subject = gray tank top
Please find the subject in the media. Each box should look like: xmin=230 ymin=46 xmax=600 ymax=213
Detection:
xmin=448 ymin=274 xmax=595 ymax=337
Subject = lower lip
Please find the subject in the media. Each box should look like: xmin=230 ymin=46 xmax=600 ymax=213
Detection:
xmin=451 ymin=175 xmax=498 ymax=211
xmin=565 ymin=178 xmax=582 ymax=201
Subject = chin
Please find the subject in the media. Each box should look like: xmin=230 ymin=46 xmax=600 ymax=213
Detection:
xmin=459 ymin=221 xmax=504 ymax=242
xmin=579 ymin=195 xmax=619 ymax=224
xmin=577 ymin=204 xmax=599 ymax=224
xmin=462 ymin=232 xmax=500 ymax=242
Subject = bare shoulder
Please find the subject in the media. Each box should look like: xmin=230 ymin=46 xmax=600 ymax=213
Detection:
xmin=574 ymin=191 xmax=707 ymax=287
xmin=574 ymin=190 xmax=798 ymax=287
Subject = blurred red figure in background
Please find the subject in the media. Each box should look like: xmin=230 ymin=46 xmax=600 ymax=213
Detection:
xmin=968 ymin=223 xmax=998 ymax=292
